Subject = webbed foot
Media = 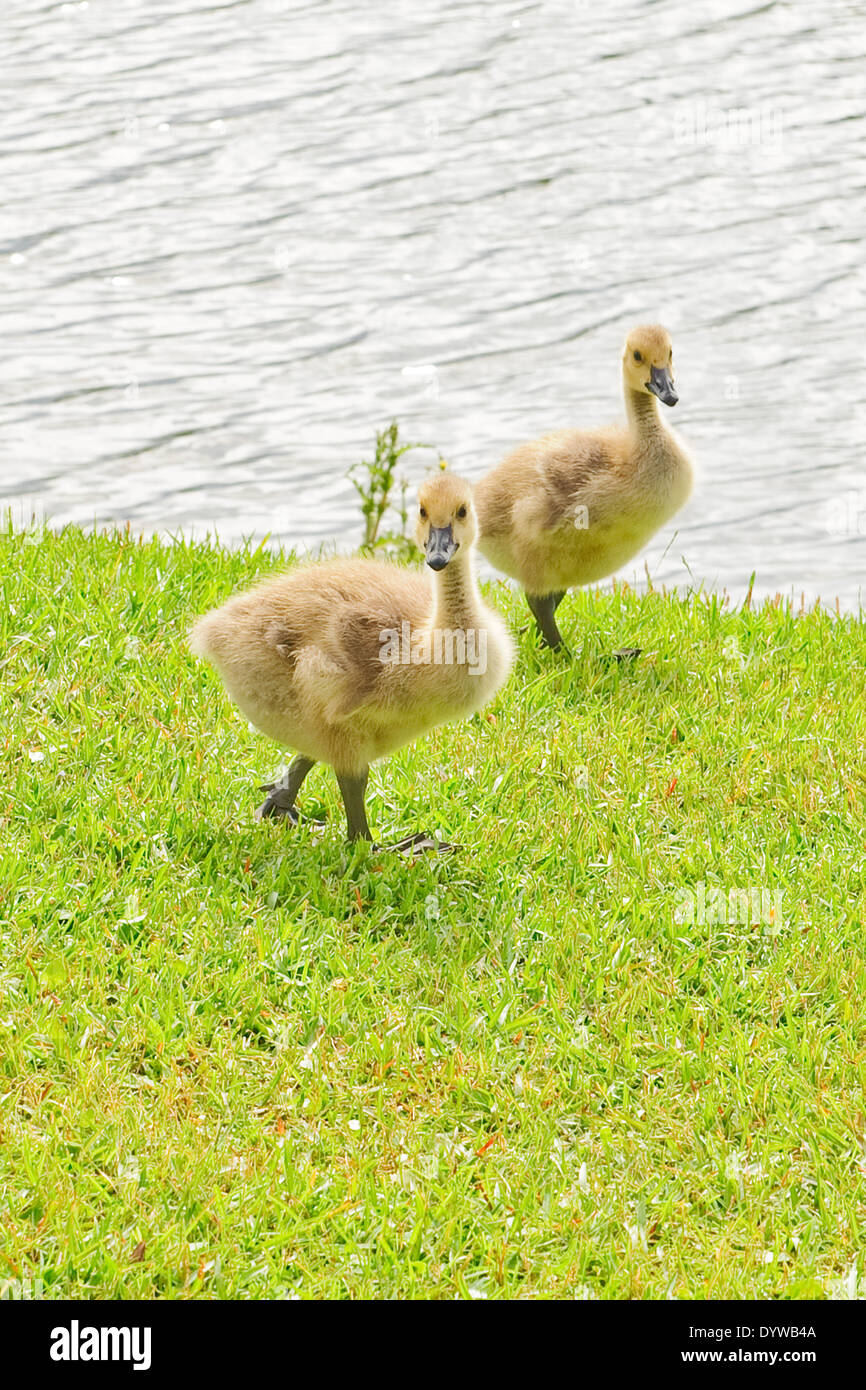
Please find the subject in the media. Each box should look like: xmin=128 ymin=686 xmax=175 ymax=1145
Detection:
xmin=256 ymin=782 xmax=325 ymax=825
xmin=379 ymin=832 xmax=456 ymax=857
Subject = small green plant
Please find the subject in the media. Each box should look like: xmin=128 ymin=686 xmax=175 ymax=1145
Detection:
xmin=348 ymin=421 xmax=433 ymax=560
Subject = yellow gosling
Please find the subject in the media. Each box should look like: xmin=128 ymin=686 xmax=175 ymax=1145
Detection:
xmin=190 ymin=473 xmax=514 ymax=850
xmin=474 ymin=324 xmax=694 ymax=649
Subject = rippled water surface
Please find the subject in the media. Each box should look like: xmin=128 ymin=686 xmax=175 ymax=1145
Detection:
xmin=3 ymin=0 xmax=865 ymax=603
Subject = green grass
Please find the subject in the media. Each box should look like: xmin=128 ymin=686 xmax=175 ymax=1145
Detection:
xmin=2 ymin=522 xmax=865 ymax=1300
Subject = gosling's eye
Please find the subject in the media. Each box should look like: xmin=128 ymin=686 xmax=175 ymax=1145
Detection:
xmin=633 ymin=350 xmax=642 ymax=363
xmin=456 ymin=505 xmax=467 ymax=519
xmin=419 ymin=507 xmax=427 ymax=520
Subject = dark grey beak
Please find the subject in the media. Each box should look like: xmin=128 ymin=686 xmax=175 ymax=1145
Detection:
xmin=647 ymin=365 xmax=678 ymax=407
xmin=425 ymin=524 xmax=459 ymax=571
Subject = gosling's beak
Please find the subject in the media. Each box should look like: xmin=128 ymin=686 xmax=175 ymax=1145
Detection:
xmin=647 ymin=365 xmax=678 ymax=407
xmin=425 ymin=524 xmax=459 ymax=571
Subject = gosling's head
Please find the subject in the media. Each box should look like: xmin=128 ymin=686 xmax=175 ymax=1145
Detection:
xmin=416 ymin=473 xmax=477 ymax=571
xmin=622 ymin=324 xmax=678 ymax=406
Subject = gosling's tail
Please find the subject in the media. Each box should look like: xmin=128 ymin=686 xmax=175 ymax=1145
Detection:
xmin=188 ymin=610 xmax=222 ymax=661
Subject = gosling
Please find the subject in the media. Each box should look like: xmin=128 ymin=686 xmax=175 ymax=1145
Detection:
xmin=189 ymin=473 xmax=514 ymax=851
xmin=474 ymin=324 xmax=694 ymax=650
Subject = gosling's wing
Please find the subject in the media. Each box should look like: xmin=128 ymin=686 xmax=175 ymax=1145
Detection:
xmin=325 ymin=572 xmax=432 ymax=719
xmin=533 ymin=430 xmax=621 ymax=532
xmin=273 ymin=561 xmax=431 ymax=723
xmin=476 ymin=430 xmax=620 ymax=540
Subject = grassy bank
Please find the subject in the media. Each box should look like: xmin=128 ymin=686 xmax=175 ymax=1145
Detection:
xmin=1 ymin=523 xmax=865 ymax=1299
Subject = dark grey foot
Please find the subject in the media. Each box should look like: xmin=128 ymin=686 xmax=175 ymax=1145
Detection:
xmin=255 ymin=755 xmax=319 ymax=824
xmin=255 ymin=783 xmax=325 ymax=825
xmin=380 ymin=832 xmax=456 ymax=857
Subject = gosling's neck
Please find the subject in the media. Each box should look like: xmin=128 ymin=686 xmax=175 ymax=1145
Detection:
xmin=624 ymin=380 xmax=667 ymax=440
xmin=430 ymin=549 xmax=481 ymax=630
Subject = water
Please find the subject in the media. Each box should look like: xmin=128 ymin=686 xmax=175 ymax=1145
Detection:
xmin=2 ymin=0 xmax=865 ymax=605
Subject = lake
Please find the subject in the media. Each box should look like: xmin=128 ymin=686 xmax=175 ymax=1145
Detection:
xmin=2 ymin=0 xmax=865 ymax=605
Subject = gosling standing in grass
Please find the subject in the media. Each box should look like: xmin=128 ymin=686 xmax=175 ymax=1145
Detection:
xmin=474 ymin=324 xmax=694 ymax=650
xmin=190 ymin=473 xmax=514 ymax=850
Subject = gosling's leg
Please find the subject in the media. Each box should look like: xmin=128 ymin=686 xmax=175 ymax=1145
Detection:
xmin=336 ymin=769 xmax=373 ymax=843
xmin=525 ymin=591 xmax=566 ymax=651
xmin=337 ymin=769 xmax=454 ymax=855
xmin=256 ymin=754 xmax=319 ymax=823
